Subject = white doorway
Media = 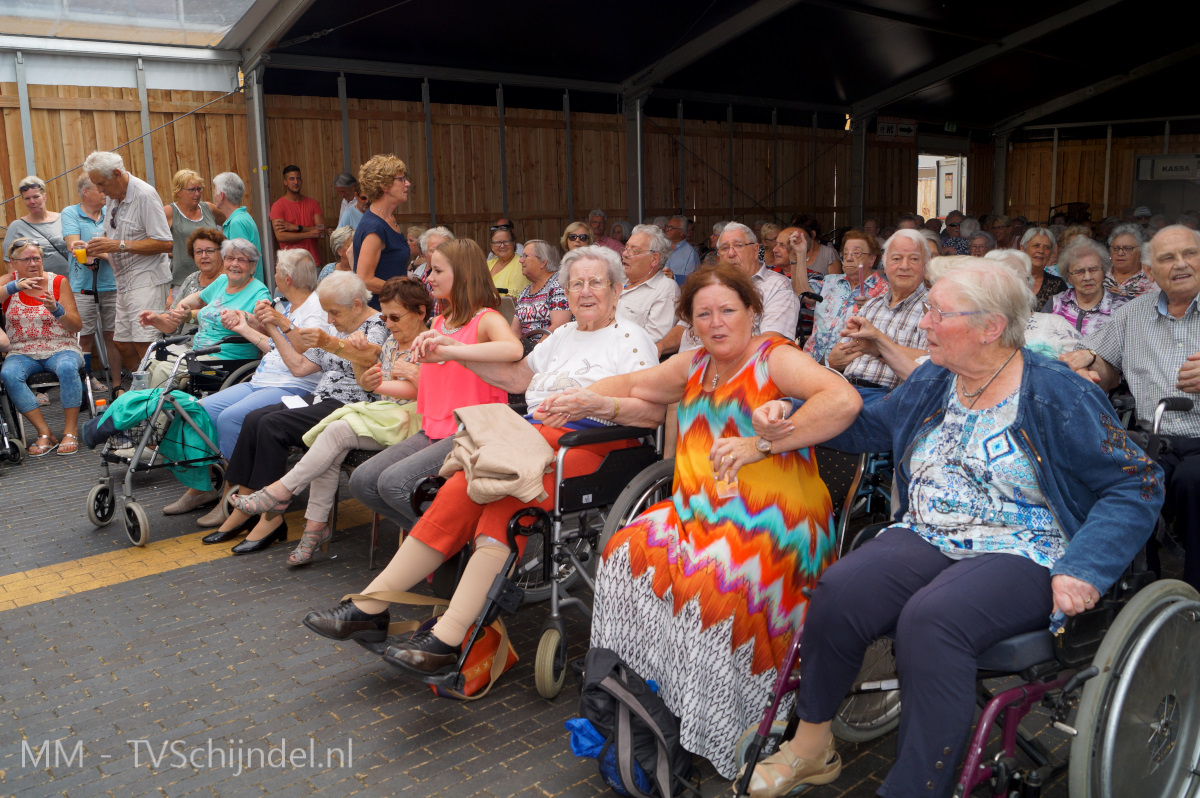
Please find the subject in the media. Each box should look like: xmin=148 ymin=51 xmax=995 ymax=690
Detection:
xmin=918 ymin=154 xmax=967 ymax=221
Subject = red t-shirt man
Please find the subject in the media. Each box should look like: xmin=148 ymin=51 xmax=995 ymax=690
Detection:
xmin=270 ymin=165 xmax=324 ymax=263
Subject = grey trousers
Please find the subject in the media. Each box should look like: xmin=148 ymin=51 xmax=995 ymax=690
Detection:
xmin=347 ymin=433 xmax=452 ymax=528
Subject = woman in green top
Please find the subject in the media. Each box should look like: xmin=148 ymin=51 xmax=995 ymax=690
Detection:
xmin=138 ymin=238 xmax=270 ymax=388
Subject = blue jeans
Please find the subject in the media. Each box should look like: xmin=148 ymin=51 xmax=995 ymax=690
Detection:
xmin=198 ymin=382 xmax=298 ymax=460
xmin=0 ymin=351 xmax=85 ymax=413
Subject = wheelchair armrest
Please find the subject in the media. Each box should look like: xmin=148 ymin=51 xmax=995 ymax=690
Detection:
xmin=218 ymin=335 xmax=252 ymax=346
xmin=557 ymin=424 xmax=653 ymax=448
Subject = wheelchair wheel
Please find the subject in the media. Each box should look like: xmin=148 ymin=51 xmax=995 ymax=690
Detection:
xmin=5 ymin=438 xmax=22 ymax=464
xmin=535 ymin=627 xmax=568 ymax=699
xmin=1069 ymin=579 xmax=1200 ymax=798
xmin=734 ymin=721 xmax=790 ymax=772
xmin=209 ymin=463 xmax=226 ymax=491
xmin=595 ymin=458 xmax=675 ymax=555
xmin=219 ymin=361 xmax=258 ymax=391
xmin=86 ymin=484 xmax=116 ymax=527
xmin=123 ymin=501 xmax=150 ymax=547
xmin=831 ymin=637 xmax=901 ymax=742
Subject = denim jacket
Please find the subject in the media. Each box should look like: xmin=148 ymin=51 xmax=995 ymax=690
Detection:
xmin=816 ymin=349 xmax=1164 ymax=592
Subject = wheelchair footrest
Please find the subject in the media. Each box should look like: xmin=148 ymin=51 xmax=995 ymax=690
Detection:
xmin=487 ymin=573 xmax=525 ymax=616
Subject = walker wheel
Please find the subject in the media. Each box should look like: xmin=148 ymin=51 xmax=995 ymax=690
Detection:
xmin=535 ymin=627 xmax=567 ymax=699
xmin=86 ymin=484 xmax=115 ymax=527
xmin=123 ymin=501 xmax=150 ymax=546
xmin=733 ymin=721 xmax=790 ymax=776
xmin=5 ymin=439 xmax=23 ymax=463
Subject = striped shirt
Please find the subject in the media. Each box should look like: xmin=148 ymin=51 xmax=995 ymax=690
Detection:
xmin=842 ymin=283 xmax=929 ymax=389
xmin=1087 ymin=290 xmax=1200 ymax=436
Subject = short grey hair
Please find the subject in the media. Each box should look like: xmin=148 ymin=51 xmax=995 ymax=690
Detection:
xmin=719 ymin=221 xmax=757 ymax=245
xmin=712 ymin=221 xmax=727 ymax=235
xmin=316 ymin=269 xmax=371 ymax=308
xmin=524 ymin=239 xmax=560 ymax=273
xmin=630 ymin=223 xmax=670 ymax=265
xmin=418 ymin=226 xmax=455 ymax=255
xmin=969 ymin=230 xmax=996 ymax=250
xmin=1107 ymin=222 xmax=1148 ymax=247
xmin=928 ymin=256 xmax=1030 ymax=350
xmin=883 ymin=228 xmax=932 ymax=267
xmin=82 ymin=151 xmax=124 ymax=179
xmin=558 ymin=245 xmax=623 ymax=289
xmin=212 ymin=172 xmax=245 ymax=205
xmin=221 ymin=238 xmax=260 ymax=265
xmin=329 ymin=225 xmax=355 ymax=255
xmin=983 ymin=248 xmax=1034 ymax=288
xmin=670 ymin=214 xmax=689 ymax=229
xmin=959 ymin=217 xmax=980 ymax=238
xmin=588 ymin=208 xmax=608 ymax=223
xmin=18 ymin=175 xmax=46 ymax=194
xmin=275 ymin=248 xmax=319 ymax=290
xmin=652 ymin=216 xmax=669 ymax=229
xmin=1020 ymin=227 xmax=1056 ymax=251
xmin=1059 ymin=238 xmax=1112 ymax=277
xmin=333 ymin=171 xmax=357 ymax=189
xmin=1148 ymin=225 xmax=1200 ymax=266
xmin=75 ymin=172 xmax=93 ymax=197
xmin=610 ymin=220 xmax=632 ymax=241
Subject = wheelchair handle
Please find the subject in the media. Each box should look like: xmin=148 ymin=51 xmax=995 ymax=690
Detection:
xmin=1059 ymin=665 xmax=1098 ymax=696
xmin=161 ymin=335 xmax=190 ymax=346
xmin=190 ymin=345 xmax=221 ymax=357
xmin=1152 ymin=397 xmax=1195 ymax=435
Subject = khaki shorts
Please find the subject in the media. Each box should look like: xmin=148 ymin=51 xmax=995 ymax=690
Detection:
xmin=115 ymin=283 xmax=170 ymax=343
xmin=75 ymin=290 xmax=117 ymax=337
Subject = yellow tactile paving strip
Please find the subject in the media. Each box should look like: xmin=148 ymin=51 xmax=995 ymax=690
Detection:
xmin=0 ymin=500 xmax=375 ymax=613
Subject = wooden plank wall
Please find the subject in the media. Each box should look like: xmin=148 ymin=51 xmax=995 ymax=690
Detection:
xmin=968 ymin=140 xmax=994 ymax=217
xmin=1006 ymin=133 xmax=1200 ymax=222
xmin=864 ymin=134 xmax=918 ymax=226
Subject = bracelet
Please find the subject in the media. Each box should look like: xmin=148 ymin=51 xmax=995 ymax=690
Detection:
xmin=51 ymin=301 xmax=66 ymax=318
xmin=1086 ymin=349 xmax=1098 ymax=368
xmin=335 ymin=339 xmax=345 ymax=354
xmin=612 ymin=396 xmax=621 ymax=419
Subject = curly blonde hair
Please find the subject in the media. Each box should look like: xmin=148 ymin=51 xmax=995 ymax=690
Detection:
xmin=171 ymin=168 xmax=204 ymax=195
xmin=358 ymin=154 xmax=407 ymax=203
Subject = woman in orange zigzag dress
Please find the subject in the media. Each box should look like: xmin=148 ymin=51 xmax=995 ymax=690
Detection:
xmin=542 ymin=263 xmax=862 ymax=778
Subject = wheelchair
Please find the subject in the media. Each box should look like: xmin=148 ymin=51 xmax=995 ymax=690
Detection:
xmin=82 ymin=335 xmax=233 ymax=547
xmin=361 ymin=421 xmax=661 ymax=700
xmin=732 ymin=398 xmax=1200 ymax=798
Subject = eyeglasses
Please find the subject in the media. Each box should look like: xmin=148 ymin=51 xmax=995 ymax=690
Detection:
xmin=193 ymin=247 xmax=219 ymax=256
xmin=1109 ymin=245 xmax=1138 ymax=255
xmin=763 ymin=237 xmax=777 ymax=245
xmin=381 ymin=313 xmax=408 ymax=323
xmin=568 ymin=233 xmax=590 ymax=242
xmin=622 ymin=248 xmax=650 ymax=258
xmin=566 ymin=278 xmax=611 ymax=293
xmin=489 ymin=224 xmax=514 ymax=232
xmin=717 ymin=242 xmax=753 ymax=254
xmin=518 ymin=253 xmax=539 ymax=262
xmin=13 ymin=255 xmax=43 ymax=264
xmin=663 ymin=224 xmax=682 ymax=232
xmin=182 ymin=186 xmax=203 ymax=194
xmin=1069 ymin=266 xmax=1103 ymax=277
xmin=225 ymin=256 xmax=254 ymax=266
xmin=945 ymin=222 xmax=960 ymax=228
xmin=393 ymin=175 xmax=411 ymax=184
xmin=490 ymin=239 xmax=514 ymax=246
xmin=922 ymin=301 xmax=985 ymax=324
xmin=841 ymin=249 xmax=869 ymax=259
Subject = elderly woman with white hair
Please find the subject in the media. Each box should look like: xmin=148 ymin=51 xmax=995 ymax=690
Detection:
xmin=409 ymin=225 xmax=453 ymax=279
xmin=746 ymin=259 xmax=1163 ymax=797
xmin=200 ymin=271 xmax=387 ymax=553
xmin=1020 ymin=226 xmax=1067 ymax=308
xmin=1046 ymin=239 xmax=1132 ymax=336
xmin=511 ymin=239 xmax=569 ymax=336
xmin=303 ymin=245 xmax=658 ymax=674
xmin=318 ymin=225 xmax=355 ymax=285
xmin=1104 ymin=222 xmax=1153 ymax=297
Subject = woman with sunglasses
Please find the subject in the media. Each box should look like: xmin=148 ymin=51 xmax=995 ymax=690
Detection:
xmin=3 ymin=176 xmax=69 ymax=276
xmin=162 ymin=169 xmax=224 ymax=289
xmin=353 ymin=154 xmax=412 ymax=310
xmin=559 ymin=221 xmax=593 ymax=254
xmin=0 ymin=239 xmax=84 ymax=455
xmin=486 ymin=224 xmax=529 ymax=297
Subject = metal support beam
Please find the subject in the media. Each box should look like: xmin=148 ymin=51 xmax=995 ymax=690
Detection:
xmin=993 ymin=131 xmax=1009 ymax=217
xmin=422 ymin=79 xmax=436 ymax=226
xmin=850 ymin=118 xmax=867 ymax=226
xmin=850 ymin=0 xmax=1124 ymax=121
xmin=771 ymin=108 xmax=779 ymax=220
xmin=563 ymin=91 xmax=574 ymax=223
xmin=238 ymin=0 xmax=320 ymax=74
xmin=337 ymin=73 xmax=351 ymax=175
xmin=135 ymin=58 xmax=155 ymax=189
xmin=1049 ymin=128 xmax=1058 ymax=209
xmin=268 ymin=54 xmax=621 ymax=94
xmin=652 ymin=88 xmax=844 ymax=116
xmin=244 ymin=65 xmax=275 ymax=292
xmin=727 ymin=105 xmax=735 ymax=219
xmin=679 ymin=101 xmax=686 ymax=215
xmin=0 ymin=34 xmax=238 ymax=63
xmin=625 ymin=97 xmax=645 ymax=224
xmin=14 ymin=52 xmax=35 ymax=177
xmin=1103 ymin=125 xmax=1112 ymax=217
xmin=623 ymin=0 xmax=803 ymax=99
xmin=995 ymin=43 xmax=1200 ymax=133
xmin=497 ymin=85 xmax=508 ymax=218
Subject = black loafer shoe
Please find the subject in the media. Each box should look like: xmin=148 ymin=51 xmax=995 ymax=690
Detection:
xmin=230 ymin=519 xmax=288 ymax=554
xmin=201 ymin=515 xmax=255 ymax=544
xmin=303 ymin=600 xmax=390 ymax=643
xmin=382 ymin=630 xmax=461 ymax=675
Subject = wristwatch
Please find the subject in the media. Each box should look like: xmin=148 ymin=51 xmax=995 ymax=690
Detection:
xmin=756 ymin=437 xmax=772 ymax=454
xmin=118 ymin=240 xmax=126 ymax=253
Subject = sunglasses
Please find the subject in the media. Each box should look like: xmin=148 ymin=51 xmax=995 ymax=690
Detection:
xmin=568 ymin=233 xmax=590 ymax=242
xmin=381 ymin=312 xmax=408 ymax=323
xmin=489 ymin=224 xmax=514 ymax=232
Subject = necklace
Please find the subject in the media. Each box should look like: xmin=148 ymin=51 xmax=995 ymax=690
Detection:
xmin=708 ymin=360 xmax=735 ymax=390
xmin=960 ymin=349 xmax=1019 ymax=407
xmin=441 ymin=308 xmax=483 ymax=335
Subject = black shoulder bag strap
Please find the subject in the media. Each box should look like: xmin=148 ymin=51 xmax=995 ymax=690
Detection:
xmin=599 ymin=673 xmax=700 ymax=798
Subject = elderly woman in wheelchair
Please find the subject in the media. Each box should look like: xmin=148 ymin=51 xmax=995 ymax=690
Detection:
xmin=743 ymin=259 xmax=1165 ymax=797
xmin=1 ymin=238 xmax=85 ymax=456
xmin=302 ymin=245 xmax=660 ymax=676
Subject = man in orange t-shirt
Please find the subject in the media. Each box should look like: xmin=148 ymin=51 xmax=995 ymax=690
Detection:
xmin=270 ymin=165 xmax=324 ymax=263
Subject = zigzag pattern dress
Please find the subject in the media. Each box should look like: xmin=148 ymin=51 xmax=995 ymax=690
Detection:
xmin=591 ymin=337 xmax=836 ymax=778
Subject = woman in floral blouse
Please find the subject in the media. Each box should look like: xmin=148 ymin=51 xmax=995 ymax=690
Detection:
xmin=511 ymin=239 xmax=571 ymax=337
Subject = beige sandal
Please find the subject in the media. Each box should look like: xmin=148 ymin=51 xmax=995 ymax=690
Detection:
xmin=742 ymin=739 xmax=841 ymax=798
xmin=287 ymin=524 xmax=333 ymax=567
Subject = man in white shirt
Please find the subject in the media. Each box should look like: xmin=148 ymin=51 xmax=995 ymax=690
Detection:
xmin=617 ymin=224 xmax=680 ymax=343
xmin=663 ymin=214 xmax=700 ymax=286
xmin=82 ymin=150 xmax=172 ymax=366
xmin=656 ymin=222 xmax=798 ymax=355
